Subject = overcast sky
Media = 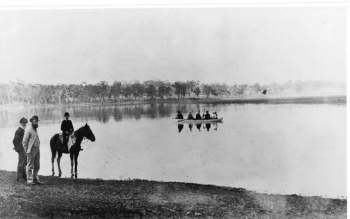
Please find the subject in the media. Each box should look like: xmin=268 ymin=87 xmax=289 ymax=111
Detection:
xmin=0 ymin=7 xmax=346 ymax=84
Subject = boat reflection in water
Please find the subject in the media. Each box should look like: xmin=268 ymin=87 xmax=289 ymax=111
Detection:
xmin=177 ymin=124 xmax=184 ymax=133
xmin=205 ymin=123 xmax=211 ymax=131
xmin=177 ymin=122 xmax=219 ymax=132
xmin=189 ymin=124 xmax=193 ymax=131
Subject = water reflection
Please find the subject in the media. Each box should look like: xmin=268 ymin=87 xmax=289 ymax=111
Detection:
xmin=177 ymin=122 xmax=221 ymax=132
xmin=0 ymin=103 xmax=345 ymax=198
xmin=177 ymin=124 xmax=184 ymax=133
xmin=205 ymin=123 xmax=211 ymax=131
xmin=0 ymin=103 xmax=223 ymax=128
xmin=189 ymin=124 xmax=193 ymax=131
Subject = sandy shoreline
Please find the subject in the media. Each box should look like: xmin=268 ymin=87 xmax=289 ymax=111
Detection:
xmin=0 ymin=170 xmax=346 ymax=218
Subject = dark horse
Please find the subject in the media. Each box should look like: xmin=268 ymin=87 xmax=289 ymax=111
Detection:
xmin=50 ymin=124 xmax=95 ymax=178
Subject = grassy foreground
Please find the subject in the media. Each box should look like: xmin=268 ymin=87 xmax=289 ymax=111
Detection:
xmin=0 ymin=170 xmax=346 ymax=219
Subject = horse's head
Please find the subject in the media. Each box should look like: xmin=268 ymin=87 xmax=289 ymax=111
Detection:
xmin=81 ymin=123 xmax=96 ymax=142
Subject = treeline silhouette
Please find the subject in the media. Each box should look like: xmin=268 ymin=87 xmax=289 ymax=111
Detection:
xmin=0 ymin=80 xmax=344 ymax=104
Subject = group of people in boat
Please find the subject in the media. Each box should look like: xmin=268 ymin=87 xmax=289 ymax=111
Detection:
xmin=176 ymin=110 xmax=218 ymax=120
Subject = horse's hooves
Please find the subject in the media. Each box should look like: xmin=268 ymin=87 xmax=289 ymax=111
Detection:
xmin=52 ymin=173 xmax=55 ymax=176
xmin=58 ymin=174 xmax=62 ymax=178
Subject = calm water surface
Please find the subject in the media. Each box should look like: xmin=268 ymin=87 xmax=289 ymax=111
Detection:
xmin=0 ymin=103 xmax=345 ymax=198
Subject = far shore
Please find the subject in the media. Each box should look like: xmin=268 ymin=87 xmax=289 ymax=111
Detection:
xmin=0 ymin=170 xmax=346 ymax=218
xmin=0 ymin=95 xmax=346 ymax=110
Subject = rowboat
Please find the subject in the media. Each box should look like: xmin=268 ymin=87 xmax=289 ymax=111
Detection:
xmin=176 ymin=118 xmax=223 ymax=124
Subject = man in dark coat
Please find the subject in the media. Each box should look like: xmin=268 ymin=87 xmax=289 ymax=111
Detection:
xmin=195 ymin=111 xmax=202 ymax=120
xmin=176 ymin=111 xmax=183 ymax=119
xmin=61 ymin=112 xmax=74 ymax=153
xmin=187 ymin=112 xmax=194 ymax=120
xmin=12 ymin=117 xmax=28 ymax=182
xmin=204 ymin=111 xmax=211 ymax=120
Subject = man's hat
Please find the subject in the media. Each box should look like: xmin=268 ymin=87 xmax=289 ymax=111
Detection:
xmin=64 ymin=112 xmax=70 ymax=117
xmin=19 ymin=117 xmax=28 ymax=124
xmin=30 ymin=115 xmax=39 ymax=122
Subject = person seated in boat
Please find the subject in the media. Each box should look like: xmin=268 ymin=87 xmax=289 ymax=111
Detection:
xmin=204 ymin=111 xmax=211 ymax=120
xmin=195 ymin=111 xmax=202 ymax=120
xmin=176 ymin=111 xmax=183 ymax=119
xmin=212 ymin=112 xmax=218 ymax=119
xmin=187 ymin=112 xmax=194 ymax=120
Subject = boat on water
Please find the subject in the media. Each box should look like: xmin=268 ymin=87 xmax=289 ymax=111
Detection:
xmin=176 ymin=117 xmax=223 ymax=124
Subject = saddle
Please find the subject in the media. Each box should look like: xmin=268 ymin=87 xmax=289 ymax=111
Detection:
xmin=58 ymin=134 xmax=76 ymax=152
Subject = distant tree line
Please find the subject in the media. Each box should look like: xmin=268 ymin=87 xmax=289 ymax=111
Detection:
xmin=0 ymin=80 xmax=345 ymax=104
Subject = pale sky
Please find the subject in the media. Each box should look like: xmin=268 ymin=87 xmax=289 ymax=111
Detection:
xmin=0 ymin=7 xmax=346 ymax=84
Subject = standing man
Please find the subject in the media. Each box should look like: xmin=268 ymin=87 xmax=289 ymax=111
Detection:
xmin=23 ymin=115 xmax=42 ymax=185
xmin=12 ymin=117 xmax=28 ymax=182
xmin=61 ymin=112 xmax=74 ymax=153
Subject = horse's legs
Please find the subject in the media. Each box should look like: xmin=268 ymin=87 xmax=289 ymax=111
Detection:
xmin=74 ymin=153 xmax=79 ymax=178
xmin=51 ymin=150 xmax=56 ymax=176
xmin=70 ymin=153 xmax=74 ymax=178
xmin=57 ymin=152 xmax=62 ymax=177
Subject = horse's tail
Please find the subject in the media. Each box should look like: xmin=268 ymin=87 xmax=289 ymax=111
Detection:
xmin=50 ymin=134 xmax=60 ymax=150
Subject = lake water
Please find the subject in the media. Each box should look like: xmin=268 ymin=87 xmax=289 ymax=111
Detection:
xmin=0 ymin=102 xmax=346 ymax=198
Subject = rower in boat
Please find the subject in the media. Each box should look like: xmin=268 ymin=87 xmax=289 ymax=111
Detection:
xmin=176 ymin=111 xmax=184 ymax=119
xmin=187 ymin=112 xmax=194 ymax=120
xmin=212 ymin=112 xmax=218 ymax=119
xmin=204 ymin=111 xmax=211 ymax=120
xmin=195 ymin=111 xmax=202 ymax=120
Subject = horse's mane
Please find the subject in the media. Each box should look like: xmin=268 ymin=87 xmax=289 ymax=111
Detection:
xmin=74 ymin=124 xmax=90 ymax=137
xmin=74 ymin=125 xmax=85 ymax=134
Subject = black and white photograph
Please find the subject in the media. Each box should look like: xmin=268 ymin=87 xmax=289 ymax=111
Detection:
xmin=0 ymin=0 xmax=347 ymax=218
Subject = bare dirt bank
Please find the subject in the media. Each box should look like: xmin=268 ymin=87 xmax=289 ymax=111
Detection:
xmin=0 ymin=170 xmax=346 ymax=218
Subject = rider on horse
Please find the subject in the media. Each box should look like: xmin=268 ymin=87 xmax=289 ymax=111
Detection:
xmin=61 ymin=112 xmax=74 ymax=153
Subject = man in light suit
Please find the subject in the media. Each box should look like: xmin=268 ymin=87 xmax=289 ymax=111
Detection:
xmin=22 ymin=115 xmax=43 ymax=185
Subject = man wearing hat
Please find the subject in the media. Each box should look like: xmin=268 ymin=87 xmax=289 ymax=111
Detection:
xmin=22 ymin=115 xmax=42 ymax=185
xmin=61 ymin=112 xmax=74 ymax=153
xmin=12 ymin=117 xmax=28 ymax=182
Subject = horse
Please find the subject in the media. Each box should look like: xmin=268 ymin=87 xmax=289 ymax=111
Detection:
xmin=50 ymin=123 xmax=95 ymax=178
